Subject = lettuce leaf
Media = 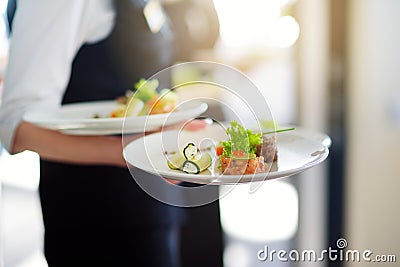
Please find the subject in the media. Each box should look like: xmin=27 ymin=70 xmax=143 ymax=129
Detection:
xmin=222 ymin=121 xmax=262 ymax=157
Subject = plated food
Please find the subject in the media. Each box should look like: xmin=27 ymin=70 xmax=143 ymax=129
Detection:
xmin=216 ymin=121 xmax=280 ymax=175
xmin=98 ymin=78 xmax=178 ymax=118
xmin=166 ymin=120 xmax=295 ymax=176
xmin=167 ymin=143 xmax=212 ymax=174
xmin=123 ymin=123 xmax=330 ymax=184
xmin=23 ymin=99 xmax=207 ymax=135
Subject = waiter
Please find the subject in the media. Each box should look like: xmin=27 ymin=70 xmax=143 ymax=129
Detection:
xmin=0 ymin=0 xmax=222 ymax=266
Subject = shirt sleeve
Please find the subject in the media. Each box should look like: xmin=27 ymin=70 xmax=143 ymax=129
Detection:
xmin=0 ymin=0 xmax=94 ymax=152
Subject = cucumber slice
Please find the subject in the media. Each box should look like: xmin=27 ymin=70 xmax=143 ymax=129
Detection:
xmin=182 ymin=160 xmax=200 ymax=174
xmin=183 ymin=143 xmax=198 ymax=160
xmin=182 ymin=153 xmax=213 ymax=174
xmin=167 ymin=152 xmax=186 ymax=170
xmin=167 ymin=145 xmax=212 ymax=174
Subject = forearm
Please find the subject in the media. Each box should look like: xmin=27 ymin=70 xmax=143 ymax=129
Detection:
xmin=12 ymin=121 xmax=127 ymax=167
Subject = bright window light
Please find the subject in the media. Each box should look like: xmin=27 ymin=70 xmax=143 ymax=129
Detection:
xmin=219 ymin=181 xmax=298 ymax=242
xmin=213 ymin=0 xmax=299 ymax=48
xmin=271 ymin=16 xmax=300 ymax=48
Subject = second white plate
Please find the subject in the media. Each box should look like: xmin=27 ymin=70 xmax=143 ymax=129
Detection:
xmin=123 ymin=124 xmax=330 ymax=184
xmin=23 ymin=100 xmax=208 ymax=135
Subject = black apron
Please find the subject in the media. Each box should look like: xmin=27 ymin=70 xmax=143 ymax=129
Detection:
xmin=40 ymin=1 xmax=180 ymax=265
xmin=35 ymin=0 xmax=223 ymax=266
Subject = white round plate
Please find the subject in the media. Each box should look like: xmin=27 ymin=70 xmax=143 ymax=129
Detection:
xmin=23 ymin=100 xmax=208 ymax=135
xmin=123 ymin=124 xmax=330 ymax=184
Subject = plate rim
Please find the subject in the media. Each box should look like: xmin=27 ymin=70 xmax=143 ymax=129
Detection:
xmin=123 ymin=127 xmax=330 ymax=184
xmin=23 ymin=100 xmax=208 ymax=132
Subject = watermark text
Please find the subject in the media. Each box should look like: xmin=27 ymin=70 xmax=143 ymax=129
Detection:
xmin=257 ymin=238 xmax=396 ymax=263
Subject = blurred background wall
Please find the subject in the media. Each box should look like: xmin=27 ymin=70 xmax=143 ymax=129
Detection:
xmin=346 ymin=0 xmax=400 ymax=264
xmin=0 ymin=0 xmax=399 ymax=266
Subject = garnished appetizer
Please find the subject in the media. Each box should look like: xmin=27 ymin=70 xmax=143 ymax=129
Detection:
xmin=216 ymin=121 xmax=295 ymax=175
xmin=106 ymin=78 xmax=178 ymax=118
xmin=216 ymin=121 xmax=268 ymax=175
xmin=167 ymin=143 xmax=212 ymax=174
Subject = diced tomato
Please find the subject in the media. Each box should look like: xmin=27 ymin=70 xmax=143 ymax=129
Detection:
xmin=216 ymin=146 xmax=224 ymax=156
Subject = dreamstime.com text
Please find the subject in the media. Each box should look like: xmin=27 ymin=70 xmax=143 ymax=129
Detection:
xmin=257 ymin=238 xmax=396 ymax=263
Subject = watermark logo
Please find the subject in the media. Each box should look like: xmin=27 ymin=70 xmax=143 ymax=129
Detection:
xmin=336 ymin=238 xmax=347 ymax=249
xmin=257 ymin=238 xmax=397 ymax=263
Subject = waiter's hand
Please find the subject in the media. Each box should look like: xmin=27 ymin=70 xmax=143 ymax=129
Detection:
xmin=161 ymin=117 xmax=212 ymax=132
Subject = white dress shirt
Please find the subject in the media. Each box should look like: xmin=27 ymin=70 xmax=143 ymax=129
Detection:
xmin=0 ymin=0 xmax=115 ymax=151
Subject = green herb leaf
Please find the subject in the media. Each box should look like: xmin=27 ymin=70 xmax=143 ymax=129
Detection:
xmin=133 ymin=78 xmax=159 ymax=102
xmin=263 ymin=127 xmax=296 ymax=134
xmin=222 ymin=121 xmax=262 ymax=157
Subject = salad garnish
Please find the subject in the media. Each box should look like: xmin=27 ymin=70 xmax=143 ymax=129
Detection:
xmin=98 ymin=78 xmax=178 ymax=118
xmin=216 ymin=121 xmax=295 ymax=175
xmin=221 ymin=120 xmax=262 ymax=158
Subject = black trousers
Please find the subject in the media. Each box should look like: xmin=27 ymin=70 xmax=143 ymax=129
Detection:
xmin=39 ymin=161 xmax=223 ymax=267
xmin=44 ymin=226 xmax=180 ymax=267
xmin=39 ymin=161 xmax=182 ymax=267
